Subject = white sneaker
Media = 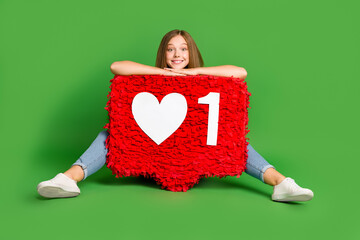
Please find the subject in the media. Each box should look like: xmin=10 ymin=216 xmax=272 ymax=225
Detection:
xmin=272 ymin=177 xmax=314 ymax=202
xmin=37 ymin=173 xmax=80 ymax=198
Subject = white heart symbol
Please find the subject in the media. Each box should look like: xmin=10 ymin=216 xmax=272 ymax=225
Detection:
xmin=132 ymin=92 xmax=188 ymax=145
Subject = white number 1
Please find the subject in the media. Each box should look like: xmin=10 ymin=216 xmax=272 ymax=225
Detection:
xmin=198 ymin=92 xmax=220 ymax=146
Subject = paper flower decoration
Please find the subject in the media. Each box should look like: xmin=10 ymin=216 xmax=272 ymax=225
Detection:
xmin=104 ymin=75 xmax=250 ymax=192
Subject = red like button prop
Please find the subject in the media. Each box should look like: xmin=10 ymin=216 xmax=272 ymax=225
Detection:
xmin=104 ymin=75 xmax=251 ymax=192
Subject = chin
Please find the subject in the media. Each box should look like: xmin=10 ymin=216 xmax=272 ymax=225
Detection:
xmin=172 ymin=64 xmax=187 ymax=70
xmin=172 ymin=66 xmax=184 ymax=70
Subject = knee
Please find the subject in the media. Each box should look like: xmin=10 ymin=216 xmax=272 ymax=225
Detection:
xmin=98 ymin=130 xmax=109 ymax=141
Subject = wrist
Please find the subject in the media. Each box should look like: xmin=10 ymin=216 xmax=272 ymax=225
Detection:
xmin=159 ymin=68 xmax=169 ymax=75
xmin=193 ymin=67 xmax=201 ymax=75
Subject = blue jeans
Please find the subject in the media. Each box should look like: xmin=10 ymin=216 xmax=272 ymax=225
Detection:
xmin=73 ymin=131 xmax=275 ymax=182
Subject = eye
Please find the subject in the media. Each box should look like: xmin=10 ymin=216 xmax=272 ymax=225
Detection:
xmin=182 ymin=48 xmax=188 ymax=51
xmin=167 ymin=48 xmax=173 ymax=52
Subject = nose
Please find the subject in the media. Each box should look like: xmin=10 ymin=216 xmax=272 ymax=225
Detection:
xmin=174 ymin=49 xmax=180 ymax=58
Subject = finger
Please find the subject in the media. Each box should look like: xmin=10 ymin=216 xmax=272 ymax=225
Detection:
xmin=165 ymin=68 xmax=184 ymax=72
xmin=173 ymin=72 xmax=186 ymax=76
xmin=168 ymin=69 xmax=184 ymax=74
xmin=163 ymin=71 xmax=185 ymax=76
xmin=164 ymin=68 xmax=187 ymax=75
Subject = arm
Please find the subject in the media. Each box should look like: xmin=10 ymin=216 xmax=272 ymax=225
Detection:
xmin=110 ymin=61 xmax=185 ymax=76
xmin=196 ymin=65 xmax=247 ymax=79
xmin=165 ymin=65 xmax=248 ymax=79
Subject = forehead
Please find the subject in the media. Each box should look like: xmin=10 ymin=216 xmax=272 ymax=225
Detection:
xmin=168 ymin=35 xmax=187 ymax=45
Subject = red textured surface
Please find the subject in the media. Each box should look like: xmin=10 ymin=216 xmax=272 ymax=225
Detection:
xmin=104 ymin=75 xmax=251 ymax=192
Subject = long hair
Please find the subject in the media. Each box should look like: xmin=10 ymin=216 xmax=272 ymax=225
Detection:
xmin=155 ymin=29 xmax=204 ymax=69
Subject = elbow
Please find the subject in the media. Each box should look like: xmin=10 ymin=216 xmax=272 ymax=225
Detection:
xmin=229 ymin=66 xmax=247 ymax=79
xmin=110 ymin=61 xmax=121 ymax=75
xmin=110 ymin=61 xmax=132 ymax=75
xmin=241 ymin=67 xmax=247 ymax=79
xmin=236 ymin=67 xmax=247 ymax=79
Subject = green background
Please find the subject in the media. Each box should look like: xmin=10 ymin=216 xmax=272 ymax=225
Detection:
xmin=1 ymin=0 xmax=359 ymax=239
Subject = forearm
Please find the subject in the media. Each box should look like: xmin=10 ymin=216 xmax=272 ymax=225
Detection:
xmin=110 ymin=61 xmax=168 ymax=76
xmin=196 ymin=65 xmax=247 ymax=79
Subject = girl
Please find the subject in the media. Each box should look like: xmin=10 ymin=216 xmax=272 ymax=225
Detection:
xmin=37 ymin=29 xmax=314 ymax=202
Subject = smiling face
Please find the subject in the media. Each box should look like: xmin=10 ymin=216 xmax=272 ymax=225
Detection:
xmin=165 ymin=35 xmax=190 ymax=69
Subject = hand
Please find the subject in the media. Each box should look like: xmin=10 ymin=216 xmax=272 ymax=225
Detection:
xmin=162 ymin=69 xmax=187 ymax=76
xmin=164 ymin=68 xmax=199 ymax=76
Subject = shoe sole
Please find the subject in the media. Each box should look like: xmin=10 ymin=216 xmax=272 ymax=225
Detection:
xmin=272 ymin=193 xmax=313 ymax=202
xmin=38 ymin=186 xmax=80 ymax=198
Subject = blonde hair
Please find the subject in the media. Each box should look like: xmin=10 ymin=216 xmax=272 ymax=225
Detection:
xmin=155 ymin=29 xmax=204 ymax=69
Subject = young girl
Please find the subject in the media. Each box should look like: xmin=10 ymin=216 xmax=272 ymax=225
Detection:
xmin=37 ymin=29 xmax=314 ymax=202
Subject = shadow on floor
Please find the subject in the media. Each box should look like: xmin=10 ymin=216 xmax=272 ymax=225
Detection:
xmin=87 ymin=171 xmax=271 ymax=199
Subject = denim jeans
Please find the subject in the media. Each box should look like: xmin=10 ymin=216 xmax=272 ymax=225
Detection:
xmin=73 ymin=131 xmax=275 ymax=182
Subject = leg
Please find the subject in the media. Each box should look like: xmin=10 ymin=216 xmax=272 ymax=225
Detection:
xmin=66 ymin=130 xmax=109 ymax=181
xmin=245 ymin=144 xmax=313 ymax=202
xmin=245 ymin=144 xmax=285 ymax=185
xmin=64 ymin=165 xmax=84 ymax=182
xmin=37 ymin=130 xmax=109 ymax=198
xmin=263 ymin=168 xmax=286 ymax=186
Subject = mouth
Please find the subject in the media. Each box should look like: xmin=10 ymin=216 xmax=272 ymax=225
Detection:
xmin=171 ymin=60 xmax=184 ymax=64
